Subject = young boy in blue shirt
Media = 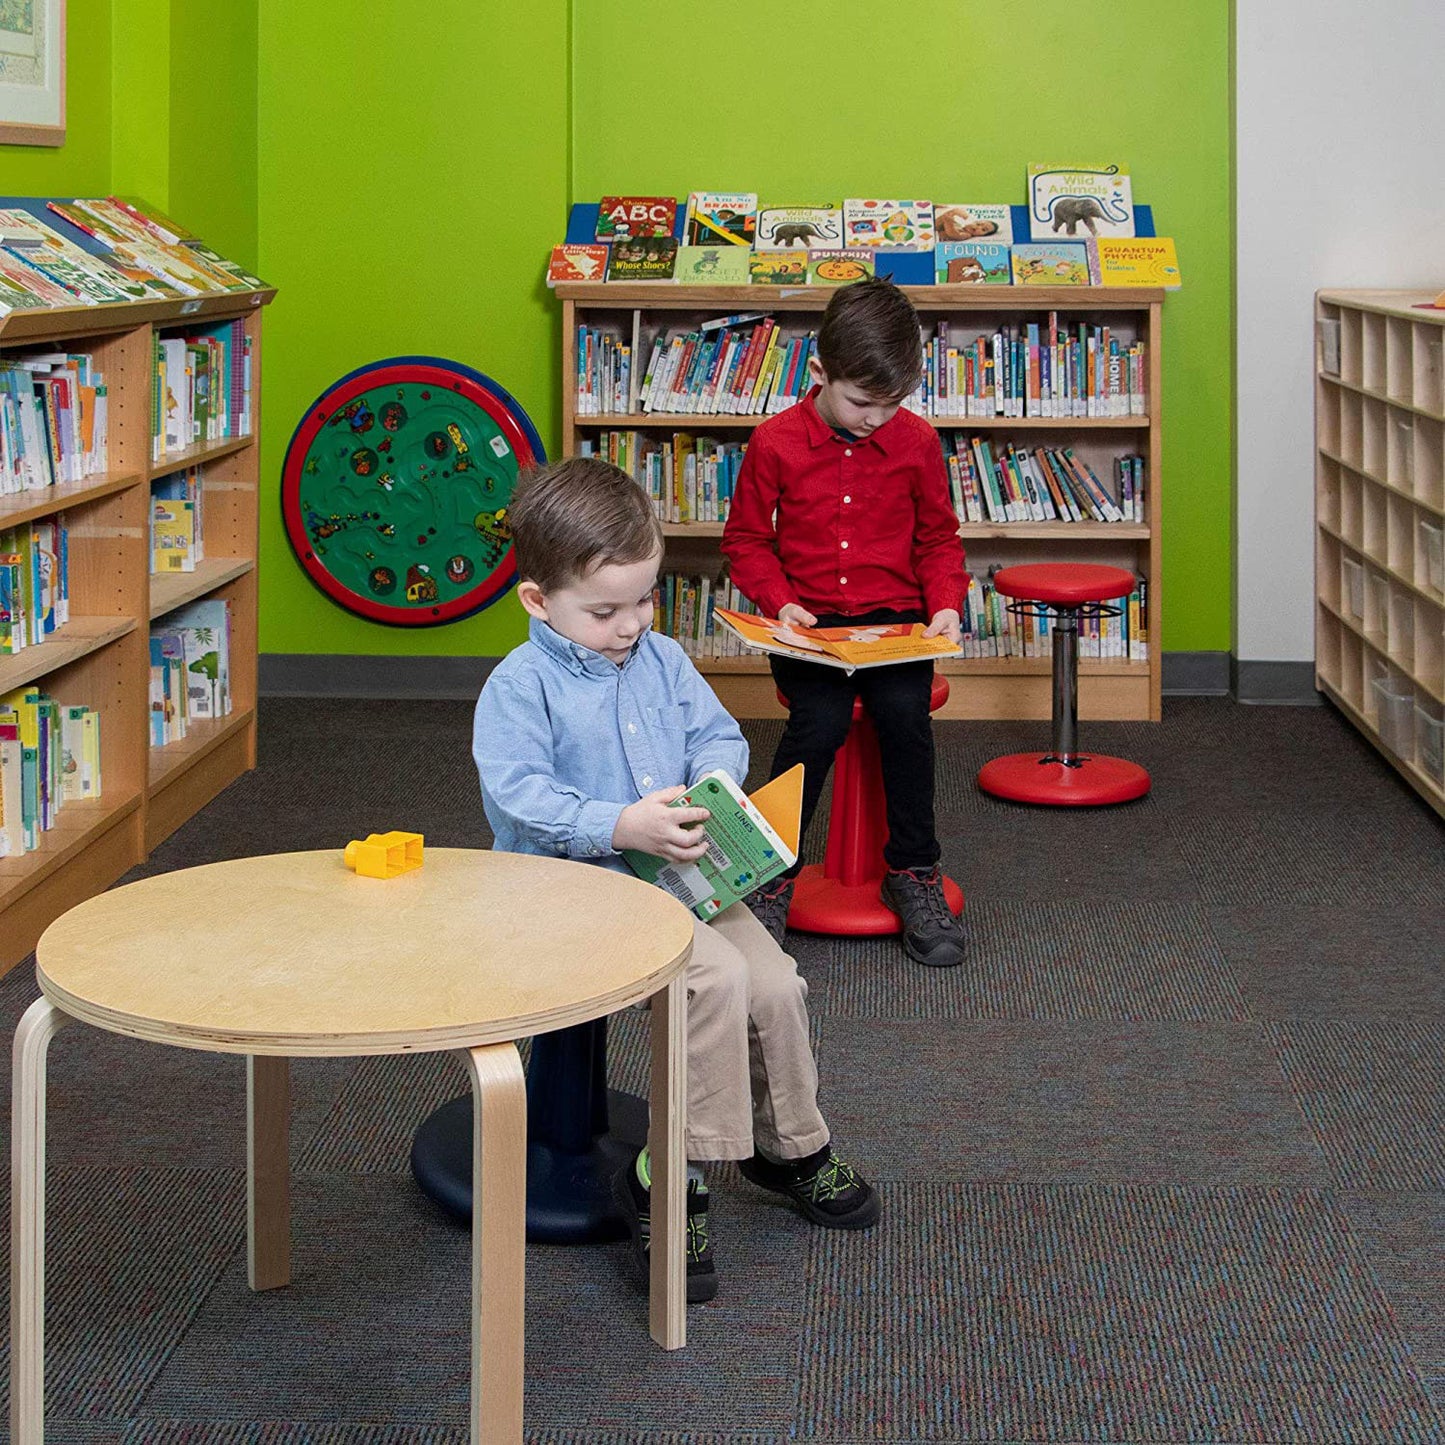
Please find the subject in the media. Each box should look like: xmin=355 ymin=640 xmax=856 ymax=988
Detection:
xmin=472 ymin=457 xmax=878 ymax=1303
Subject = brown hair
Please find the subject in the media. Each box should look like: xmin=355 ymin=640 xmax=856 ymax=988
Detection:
xmin=508 ymin=457 xmax=662 ymax=592
xmin=816 ymin=276 xmax=924 ymax=399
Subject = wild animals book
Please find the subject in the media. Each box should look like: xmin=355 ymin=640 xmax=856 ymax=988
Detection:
xmin=622 ymin=765 xmax=803 ymax=920
xmin=1093 ymin=236 xmax=1181 ymax=289
xmin=675 ymin=245 xmax=752 ymax=286
xmin=749 ymin=250 xmax=810 ymax=286
xmin=1028 ymin=163 xmax=1135 ymax=239
xmin=595 ymin=196 xmax=678 ymax=242
xmin=756 ymin=206 xmax=843 ymax=250
xmin=934 ymin=204 xmax=1014 ymax=245
xmin=842 ymin=199 xmax=935 ymax=252
xmin=807 ymin=250 xmax=875 ymax=286
xmin=684 ymin=192 xmax=757 ymax=247
xmin=1010 ymin=242 xmax=1090 ymax=286
xmin=547 ymin=243 xmax=609 ymax=284
xmin=936 ymin=241 xmax=1011 ymax=285
xmin=605 ymin=236 xmax=678 ymax=282
xmin=716 ymin=608 xmax=963 ymax=672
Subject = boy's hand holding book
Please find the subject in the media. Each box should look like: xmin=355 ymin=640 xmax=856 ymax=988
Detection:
xmin=613 ymin=787 xmax=712 ymax=864
xmin=923 ymin=608 xmax=963 ymax=646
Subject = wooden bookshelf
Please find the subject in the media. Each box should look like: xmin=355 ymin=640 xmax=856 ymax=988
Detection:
xmin=1315 ymin=290 xmax=1445 ymax=818
xmin=0 ymin=288 xmax=273 ymax=971
xmin=557 ymin=282 xmax=1164 ymax=720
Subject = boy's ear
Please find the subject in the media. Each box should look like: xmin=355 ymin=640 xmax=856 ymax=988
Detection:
xmin=807 ymin=354 xmax=827 ymax=386
xmin=516 ymin=579 xmax=549 ymax=620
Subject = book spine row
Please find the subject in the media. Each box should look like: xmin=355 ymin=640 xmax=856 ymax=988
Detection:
xmin=626 ymin=318 xmax=815 ymax=417
xmin=148 ymin=598 xmax=235 ymax=749
xmin=0 ymin=355 xmax=109 ymax=494
xmin=908 ymin=315 xmax=1146 ymax=419
xmin=0 ymin=689 xmax=101 ymax=856
xmin=943 ymin=435 xmax=1146 ymax=525
xmin=149 ymin=467 xmax=205 ymax=574
xmin=152 ymin=318 xmax=251 ymax=463
xmin=0 ymin=516 xmax=70 ymax=653
xmin=962 ymin=572 xmax=1149 ymax=661
xmin=579 ymin=431 xmax=747 ymax=525
xmin=653 ymin=574 xmax=756 ymax=659
xmin=574 ymin=326 xmax=632 ymax=416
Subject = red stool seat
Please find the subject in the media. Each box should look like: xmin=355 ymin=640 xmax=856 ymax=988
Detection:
xmin=780 ymin=672 xmax=964 ymax=936
xmin=978 ymin=563 xmax=1151 ymax=808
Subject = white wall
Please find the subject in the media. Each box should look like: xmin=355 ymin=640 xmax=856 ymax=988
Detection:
xmin=1235 ymin=0 xmax=1445 ymax=663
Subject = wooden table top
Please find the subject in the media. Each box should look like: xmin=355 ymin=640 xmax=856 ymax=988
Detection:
xmin=35 ymin=849 xmax=694 ymax=1056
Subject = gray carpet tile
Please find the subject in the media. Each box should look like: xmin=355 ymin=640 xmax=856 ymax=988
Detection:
xmin=1339 ymin=1192 xmax=1445 ymax=1381
xmin=796 ymin=1182 xmax=1444 ymax=1444
xmin=0 ymin=1423 xmax=129 ymax=1444
xmin=1267 ymin=1019 xmax=1445 ymax=1191
xmin=816 ymin=1019 xmax=1330 ymax=1188
xmin=1211 ymin=904 xmax=1445 ymax=1019
xmin=122 ymin=1426 xmax=470 ymax=1443
xmin=791 ymin=901 xmax=1248 ymax=1022
xmin=138 ymin=1173 xmax=811 ymax=1434
xmin=0 ymin=1168 xmax=244 ymax=1419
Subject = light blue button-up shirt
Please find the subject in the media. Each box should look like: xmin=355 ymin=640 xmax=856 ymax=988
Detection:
xmin=473 ymin=618 xmax=750 ymax=874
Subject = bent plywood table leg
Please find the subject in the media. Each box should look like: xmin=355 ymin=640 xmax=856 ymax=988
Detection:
xmin=11 ymin=996 xmax=75 ymax=1445
xmin=247 ymin=1056 xmax=291 ymax=1290
xmin=462 ymin=1041 xmax=527 ymax=1445
xmin=649 ymin=972 xmax=687 ymax=1351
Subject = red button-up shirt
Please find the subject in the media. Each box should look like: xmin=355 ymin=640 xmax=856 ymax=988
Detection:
xmin=721 ymin=387 xmax=966 ymax=620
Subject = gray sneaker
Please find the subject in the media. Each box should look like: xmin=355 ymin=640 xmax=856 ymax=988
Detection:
xmin=880 ymin=866 xmax=965 ymax=968
xmin=748 ymin=877 xmax=794 ymax=946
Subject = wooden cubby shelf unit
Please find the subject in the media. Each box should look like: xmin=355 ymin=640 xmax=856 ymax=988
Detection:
xmin=558 ymin=282 xmax=1164 ymax=721
xmin=1315 ymin=289 xmax=1445 ymax=818
xmin=0 ymin=287 xmax=273 ymax=971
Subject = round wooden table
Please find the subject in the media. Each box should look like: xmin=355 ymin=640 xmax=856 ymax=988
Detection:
xmin=11 ymin=848 xmax=695 ymax=1445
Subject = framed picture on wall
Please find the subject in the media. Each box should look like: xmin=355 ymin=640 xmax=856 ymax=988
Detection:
xmin=0 ymin=0 xmax=64 ymax=147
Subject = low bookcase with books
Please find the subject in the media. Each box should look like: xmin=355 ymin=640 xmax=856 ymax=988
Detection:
xmin=557 ymin=282 xmax=1164 ymax=720
xmin=1315 ymin=289 xmax=1444 ymax=818
xmin=0 ymin=289 xmax=272 ymax=972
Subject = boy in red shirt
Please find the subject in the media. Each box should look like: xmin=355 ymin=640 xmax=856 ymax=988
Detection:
xmin=721 ymin=278 xmax=967 ymax=967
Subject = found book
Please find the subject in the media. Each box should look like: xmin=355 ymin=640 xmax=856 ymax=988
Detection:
xmin=623 ymin=765 xmax=802 ymax=920
xmin=715 ymin=609 xmax=963 ymax=672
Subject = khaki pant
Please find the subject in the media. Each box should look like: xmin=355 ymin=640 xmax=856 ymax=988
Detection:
xmin=682 ymin=903 xmax=829 ymax=1163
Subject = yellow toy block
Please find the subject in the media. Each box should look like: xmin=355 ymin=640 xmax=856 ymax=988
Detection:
xmin=343 ymin=830 xmax=424 ymax=879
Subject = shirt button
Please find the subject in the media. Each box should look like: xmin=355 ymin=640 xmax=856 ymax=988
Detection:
xmin=840 ymin=576 xmax=848 ymax=585
xmin=642 ymin=776 xmax=653 ymax=787
xmin=557 ymin=844 xmax=566 ymax=855
xmin=627 ymin=722 xmax=637 ymax=733
xmin=841 ymin=540 xmax=849 ymax=549
xmin=590 ymin=847 xmax=602 ymax=856
xmin=843 ymin=495 xmax=851 ymax=504
xmin=844 ymin=448 xmax=852 ymax=457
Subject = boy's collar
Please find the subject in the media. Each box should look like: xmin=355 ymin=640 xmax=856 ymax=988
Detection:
xmin=528 ymin=616 xmax=641 ymax=677
xmin=799 ymin=386 xmax=894 ymax=454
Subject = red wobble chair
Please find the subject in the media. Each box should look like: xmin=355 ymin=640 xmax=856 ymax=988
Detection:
xmin=782 ymin=672 xmax=965 ymax=935
xmin=976 ymin=563 xmax=1151 ymax=806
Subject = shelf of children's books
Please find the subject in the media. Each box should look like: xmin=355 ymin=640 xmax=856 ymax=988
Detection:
xmin=691 ymin=654 xmax=1149 ymax=678
xmin=149 ymin=434 xmax=253 ymax=481
xmin=0 ymin=790 xmax=143 ymax=908
xmin=1317 ymin=676 xmax=1444 ymax=817
xmin=580 ymin=412 xmax=1150 ymax=431
xmin=0 ymin=616 xmax=138 ymax=694
xmin=147 ymin=707 xmax=256 ymax=795
xmin=660 ymin=523 xmax=725 ymax=538
xmin=959 ymin=522 xmax=1150 ymax=540
xmin=1320 ymin=374 xmax=1445 ymax=426
xmin=1321 ymin=448 xmax=1445 ymax=519
xmin=558 ymin=283 xmax=1166 ymax=311
xmin=0 ymin=290 xmax=273 ymax=346
xmin=0 ymin=470 xmax=144 ymax=530
xmin=149 ymin=557 xmax=254 ymax=620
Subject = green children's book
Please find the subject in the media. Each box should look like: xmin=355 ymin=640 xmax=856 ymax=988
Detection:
xmin=623 ymin=765 xmax=803 ymax=920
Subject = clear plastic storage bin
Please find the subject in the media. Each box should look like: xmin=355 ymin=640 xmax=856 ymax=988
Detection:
xmin=1340 ymin=553 xmax=1365 ymax=618
xmin=1420 ymin=516 xmax=1443 ymax=595
xmin=1416 ymin=702 xmax=1444 ymax=785
xmin=1371 ymin=675 xmax=1416 ymax=758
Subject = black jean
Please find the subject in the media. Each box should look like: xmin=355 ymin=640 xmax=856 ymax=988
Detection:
xmin=768 ymin=608 xmax=940 ymax=876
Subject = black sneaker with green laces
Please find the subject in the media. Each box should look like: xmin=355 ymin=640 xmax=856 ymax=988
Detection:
xmin=738 ymin=1144 xmax=880 ymax=1229
xmin=611 ymin=1150 xmax=718 ymax=1303
xmin=880 ymin=865 xmax=965 ymax=968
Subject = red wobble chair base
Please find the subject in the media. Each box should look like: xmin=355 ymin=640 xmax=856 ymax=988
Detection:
xmin=976 ymin=752 xmax=1152 ymax=807
xmin=783 ymin=673 xmax=965 ymax=937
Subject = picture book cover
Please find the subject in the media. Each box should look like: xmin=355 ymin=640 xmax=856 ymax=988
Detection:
xmin=684 ymin=192 xmax=758 ymax=247
xmin=1010 ymin=242 xmax=1091 ymax=286
xmin=0 ymin=248 xmax=73 ymax=305
xmin=935 ymin=242 xmax=1011 ymax=285
xmin=623 ymin=765 xmax=802 ymax=920
xmin=1093 ymin=236 xmax=1181 ymax=289
xmin=0 ymin=273 xmax=48 ymax=313
xmin=1028 ymin=164 xmax=1135 ymax=240
xmin=595 ymin=196 xmax=678 ymax=242
xmin=716 ymin=608 xmax=963 ymax=671
xmin=675 ymin=245 xmax=752 ymax=286
xmin=151 ymin=498 xmax=196 ymax=573
xmin=605 ymin=236 xmax=679 ymax=282
xmin=749 ymin=250 xmax=810 ymax=286
xmin=547 ymin=243 xmax=610 ymax=284
xmin=842 ymin=199 xmax=935 ymax=252
xmin=807 ymin=250 xmax=875 ymax=286
xmin=934 ymin=204 xmax=1014 ymax=244
xmin=163 ymin=598 xmax=231 ymax=719
xmin=756 ymin=206 xmax=843 ymax=250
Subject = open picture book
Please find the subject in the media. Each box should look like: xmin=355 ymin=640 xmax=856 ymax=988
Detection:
xmin=623 ymin=764 xmax=803 ymax=920
xmin=715 ymin=608 xmax=963 ymax=672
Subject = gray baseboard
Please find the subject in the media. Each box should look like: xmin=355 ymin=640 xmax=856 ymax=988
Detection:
xmin=260 ymin=651 xmax=1324 ymax=705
